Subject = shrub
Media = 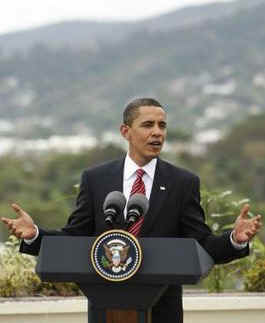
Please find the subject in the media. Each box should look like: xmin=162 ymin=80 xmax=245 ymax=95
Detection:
xmin=244 ymin=237 xmax=265 ymax=292
xmin=201 ymin=188 xmax=265 ymax=292
xmin=244 ymin=259 xmax=265 ymax=292
xmin=0 ymin=235 xmax=82 ymax=297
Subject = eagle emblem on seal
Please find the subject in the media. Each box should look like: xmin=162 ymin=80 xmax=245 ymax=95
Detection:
xmin=91 ymin=229 xmax=142 ymax=281
xmin=101 ymin=239 xmax=132 ymax=273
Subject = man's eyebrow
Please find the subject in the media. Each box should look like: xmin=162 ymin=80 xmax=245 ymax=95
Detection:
xmin=141 ymin=120 xmax=154 ymax=124
xmin=140 ymin=120 xmax=167 ymax=125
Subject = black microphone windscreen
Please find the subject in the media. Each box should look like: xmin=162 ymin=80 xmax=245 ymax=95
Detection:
xmin=127 ymin=193 xmax=149 ymax=216
xmin=103 ymin=191 xmax=126 ymax=214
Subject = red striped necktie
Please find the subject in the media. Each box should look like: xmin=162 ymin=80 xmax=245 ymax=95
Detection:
xmin=128 ymin=168 xmax=146 ymax=236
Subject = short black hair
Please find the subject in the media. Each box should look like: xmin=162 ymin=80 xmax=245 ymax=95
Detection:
xmin=123 ymin=98 xmax=164 ymax=126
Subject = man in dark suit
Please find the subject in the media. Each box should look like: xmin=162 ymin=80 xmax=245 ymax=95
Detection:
xmin=1 ymin=98 xmax=262 ymax=323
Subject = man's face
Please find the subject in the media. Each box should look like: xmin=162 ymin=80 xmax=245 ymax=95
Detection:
xmin=120 ymin=105 xmax=167 ymax=166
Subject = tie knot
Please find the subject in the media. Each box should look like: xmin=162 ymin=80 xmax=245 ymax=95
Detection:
xmin=136 ymin=168 xmax=145 ymax=178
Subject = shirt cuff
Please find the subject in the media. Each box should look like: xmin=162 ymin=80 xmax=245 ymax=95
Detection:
xmin=230 ymin=231 xmax=248 ymax=249
xmin=24 ymin=225 xmax=39 ymax=244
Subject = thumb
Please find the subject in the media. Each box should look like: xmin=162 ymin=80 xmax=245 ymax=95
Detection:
xmin=239 ymin=204 xmax=250 ymax=219
xmin=11 ymin=203 xmax=25 ymax=217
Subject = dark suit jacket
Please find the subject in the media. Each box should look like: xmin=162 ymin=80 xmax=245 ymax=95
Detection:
xmin=20 ymin=157 xmax=248 ymax=323
xmin=20 ymin=157 xmax=248 ymax=262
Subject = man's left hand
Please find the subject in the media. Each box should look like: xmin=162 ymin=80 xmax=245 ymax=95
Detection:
xmin=232 ymin=204 xmax=263 ymax=244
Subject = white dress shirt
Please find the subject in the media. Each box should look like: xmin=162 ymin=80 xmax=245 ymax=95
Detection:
xmin=123 ymin=154 xmax=157 ymax=201
xmin=123 ymin=154 xmax=157 ymax=218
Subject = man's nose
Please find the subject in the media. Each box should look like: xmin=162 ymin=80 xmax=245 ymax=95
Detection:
xmin=152 ymin=125 xmax=163 ymax=136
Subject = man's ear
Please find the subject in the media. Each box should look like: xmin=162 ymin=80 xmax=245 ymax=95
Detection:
xmin=120 ymin=124 xmax=130 ymax=140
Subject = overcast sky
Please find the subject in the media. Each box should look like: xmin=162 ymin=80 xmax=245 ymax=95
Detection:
xmin=1 ymin=0 xmax=235 ymax=35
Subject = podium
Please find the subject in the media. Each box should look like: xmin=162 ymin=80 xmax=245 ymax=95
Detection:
xmin=36 ymin=235 xmax=214 ymax=323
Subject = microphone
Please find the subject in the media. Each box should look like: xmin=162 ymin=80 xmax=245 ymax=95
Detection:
xmin=126 ymin=193 xmax=149 ymax=228
xmin=103 ymin=191 xmax=126 ymax=226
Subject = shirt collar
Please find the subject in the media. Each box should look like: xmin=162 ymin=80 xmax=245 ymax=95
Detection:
xmin=124 ymin=154 xmax=157 ymax=180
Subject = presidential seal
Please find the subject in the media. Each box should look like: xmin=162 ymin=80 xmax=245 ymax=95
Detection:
xmin=91 ymin=230 xmax=142 ymax=282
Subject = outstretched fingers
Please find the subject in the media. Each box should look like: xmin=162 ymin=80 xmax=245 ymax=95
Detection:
xmin=246 ymin=214 xmax=263 ymax=238
xmin=11 ymin=203 xmax=24 ymax=216
xmin=1 ymin=203 xmax=24 ymax=228
xmin=1 ymin=203 xmax=36 ymax=239
xmin=1 ymin=216 xmax=14 ymax=229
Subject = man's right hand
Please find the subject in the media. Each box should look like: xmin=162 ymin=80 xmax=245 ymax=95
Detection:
xmin=1 ymin=203 xmax=37 ymax=239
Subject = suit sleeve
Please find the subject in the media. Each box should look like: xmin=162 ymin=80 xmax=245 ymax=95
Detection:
xmin=179 ymin=174 xmax=249 ymax=264
xmin=20 ymin=170 xmax=95 ymax=256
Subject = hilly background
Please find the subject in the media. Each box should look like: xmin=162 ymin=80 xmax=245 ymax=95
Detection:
xmin=1 ymin=0 xmax=265 ymax=141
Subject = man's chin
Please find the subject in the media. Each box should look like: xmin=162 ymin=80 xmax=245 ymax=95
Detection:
xmin=150 ymin=146 xmax=162 ymax=155
xmin=147 ymin=150 xmax=161 ymax=160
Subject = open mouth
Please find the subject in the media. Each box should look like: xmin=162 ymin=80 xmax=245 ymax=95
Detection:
xmin=149 ymin=141 xmax=162 ymax=147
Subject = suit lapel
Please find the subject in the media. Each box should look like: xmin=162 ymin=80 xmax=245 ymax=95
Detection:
xmin=140 ymin=159 xmax=174 ymax=234
xmin=104 ymin=158 xmax=124 ymax=194
xmin=98 ymin=158 xmax=125 ymax=227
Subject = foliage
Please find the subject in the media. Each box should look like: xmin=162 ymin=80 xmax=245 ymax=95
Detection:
xmin=0 ymin=145 xmax=125 ymax=241
xmin=0 ymin=236 xmax=38 ymax=297
xmin=201 ymin=188 xmax=265 ymax=292
xmin=242 ymin=237 xmax=265 ymax=292
xmin=206 ymin=114 xmax=265 ymax=201
xmin=0 ymin=235 xmax=82 ymax=297
xmin=166 ymin=128 xmax=192 ymax=142
xmin=201 ymin=188 xmax=248 ymax=234
xmin=0 ymin=145 xmax=125 ymax=296
xmin=244 ymin=259 xmax=265 ymax=292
